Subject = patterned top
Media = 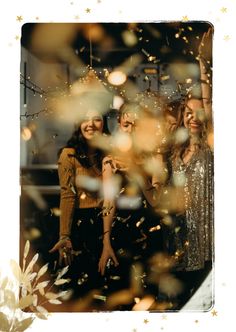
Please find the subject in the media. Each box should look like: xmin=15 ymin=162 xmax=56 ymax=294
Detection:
xmin=58 ymin=148 xmax=103 ymax=237
xmin=169 ymin=145 xmax=214 ymax=271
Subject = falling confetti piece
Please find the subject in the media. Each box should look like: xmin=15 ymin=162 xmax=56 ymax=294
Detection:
xmin=211 ymin=309 xmax=218 ymax=316
xmin=182 ymin=16 xmax=189 ymax=22
xmin=220 ymin=7 xmax=227 ymax=13
xmin=224 ymin=35 xmax=230 ymax=41
xmin=16 ymin=15 xmax=23 ymax=22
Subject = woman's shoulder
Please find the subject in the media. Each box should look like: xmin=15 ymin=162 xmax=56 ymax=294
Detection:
xmin=58 ymin=147 xmax=76 ymax=161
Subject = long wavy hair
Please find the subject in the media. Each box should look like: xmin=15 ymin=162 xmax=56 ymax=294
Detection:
xmin=170 ymin=96 xmax=208 ymax=163
xmin=58 ymin=121 xmax=105 ymax=170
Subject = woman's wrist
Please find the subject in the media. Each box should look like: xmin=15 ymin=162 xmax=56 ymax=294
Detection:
xmin=60 ymin=235 xmax=71 ymax=241
xmin=103 ymin=233 xmax=111 ymax=245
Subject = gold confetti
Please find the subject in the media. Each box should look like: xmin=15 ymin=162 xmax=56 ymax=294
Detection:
xmin=161 ymin=314 xmax=167 ymax=320
xmin=160 ymin=75 xmax=170 ymax=81
xmin=195 ymin=320 xmax=199 ymax=323
xmin=221 ymin=7 xmax=227 ymax=13
xmin=74 ymin=15 xmax=80 ymax=20
xmin=144 ymin=319 xmax=149 ymax=324
xmin=85 ymin=8 xmax=91 ymax=13
xmin=211 ymin=309 xmax=218 ymax=316
xmin=16 ymin=15 xmax=23 ymax=22
xmin=15 ymin=35 xmax=20 ymax=40
xmin=182 ymin=16 xmax=189 ymax=22
xmin=132 ymin=296 xmax=155 ymax=311
xmin=93 ymin=294 xmax=106 ymax=301
xmin=149 ymin=225 xmax=161 ymax=232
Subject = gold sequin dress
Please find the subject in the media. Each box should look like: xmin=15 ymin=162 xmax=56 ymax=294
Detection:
xmin=169 ymin=145 xmax=214 ymax=271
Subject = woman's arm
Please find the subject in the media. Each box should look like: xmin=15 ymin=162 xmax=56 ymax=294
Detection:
xmin=148 ymin=153 xmax=167 ymax=207
xmin=98 ymin=156 xmax=119 ymax=276
xmin=198 ymin=27 xmax=213 ymax=127
xmin=49 ymin=148 xmax=76 ymax=265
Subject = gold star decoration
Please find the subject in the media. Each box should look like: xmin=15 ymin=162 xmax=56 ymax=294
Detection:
xmin=224 ymin=35 xmax=230 ymax=41
xmin=211 ymin=309 xmax=218 ymax=317
xmin=15 ymin=35 xmax=20 ymax=40
xmin=143 ymin=319 xmax=149 ymax=324
xmin=16 ymin=16 xmax=23 ymax=22
xmin=195 ymin=320 xmax=199 ymax=324
xmin=85 ymin=8 xmax=91 ymax=13
xmin=182 ymin=16 xmax=189 ymax=22
xmin=221 ymin=7 xmax=227 ymax=13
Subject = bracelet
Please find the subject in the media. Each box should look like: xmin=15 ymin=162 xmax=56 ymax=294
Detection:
xmin=60 ymin=235 xmax=71 ymax=241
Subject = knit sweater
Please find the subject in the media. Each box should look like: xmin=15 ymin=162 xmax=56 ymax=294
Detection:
xmin=58 ymin=148 xmax=103 ymax=237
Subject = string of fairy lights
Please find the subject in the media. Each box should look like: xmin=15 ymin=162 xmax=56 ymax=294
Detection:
xmin=20 ymin=23 xmax=212 ymax=123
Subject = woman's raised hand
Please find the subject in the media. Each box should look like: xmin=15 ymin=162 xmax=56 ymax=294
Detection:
xmin=198 ymin=27 xmax=213 ymax=63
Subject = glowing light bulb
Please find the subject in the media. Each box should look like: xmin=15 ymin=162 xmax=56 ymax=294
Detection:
xmin=108 ymin=71 xmax=127 ymax=86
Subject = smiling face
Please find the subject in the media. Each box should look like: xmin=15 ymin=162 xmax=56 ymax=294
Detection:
xmin=119 ymin=112 xmax=137 ymax=134
xmin=183 ymin=99 xmax=205 ymax=135
xmin=80 ymin=111 xmax=103 ymax=140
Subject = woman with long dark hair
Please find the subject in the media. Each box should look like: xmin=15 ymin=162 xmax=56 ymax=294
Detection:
xmin=50 ymin=110 xmax=105 ymax=298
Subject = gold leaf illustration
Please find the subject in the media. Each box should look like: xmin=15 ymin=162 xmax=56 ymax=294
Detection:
xmin=36 ymin=263 xmax=48 ymax=281
xmin=19 ymin=294 xmax=34 ymax=309
xmin=0 ymin=277 xmax=9 ymax=290
xmin=56 ymin=266 xmax=69 ymax=280
xmin=23 ymin=240 xmax=30 ymax=271
xmin=24 ymin=253 xmax=39 ymax=276
xmin=4 ymin=289 xmax=17 ymax=309
xmin=45 ymin=292 xmax=60 ymax=300
xmin=48 ymin=299 xmax=62 ymax=304
xmin=35 ymin=312 xmax=48 ymax=320
xmin=54 ymin=278 xmax=70 ymax=285
xmin=12 ymin=317 xmax=35 ymax=332
xmin=0 ymin=312 xmax=11 ymax=332
xmin=35 ymin=280 xmax=50 ymax=290
xmin=36 ymin=305 xmax=48 ymax=315
xmin=23 ymin=241 xmax=30 ymax=259
xmin=32 ymin=294 xmax=38 ymax=306
xmin=38 ymin=287 xmax=45 ymax=296
xmin=10 ymin=260 xmax=22 ymax=282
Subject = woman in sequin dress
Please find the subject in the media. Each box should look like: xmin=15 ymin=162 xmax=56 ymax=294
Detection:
xmin=165 ymin=96 xmax=214 ymax=308
xmin=162 ymin=28 xmax=214 ymax=308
